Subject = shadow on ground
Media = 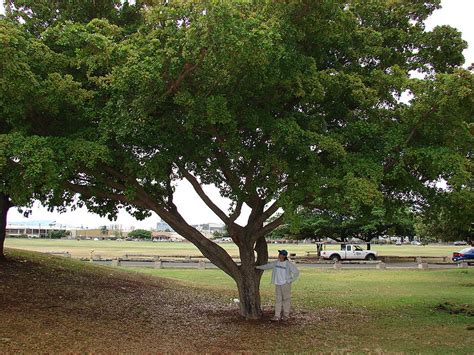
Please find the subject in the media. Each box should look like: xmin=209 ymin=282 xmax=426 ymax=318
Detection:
xmin=0 ymin=251 xmax=357 ymax=353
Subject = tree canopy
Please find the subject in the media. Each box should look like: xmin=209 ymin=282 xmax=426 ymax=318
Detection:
xmin=270 ymin=205 xmax=416 ymax=243
xmin=128 ymin=229 xmax=152 ymax=239
xmin=1 ymin=0 xmax=472 ymax=317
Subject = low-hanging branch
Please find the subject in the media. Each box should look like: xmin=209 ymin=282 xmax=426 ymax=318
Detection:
xmin=63 ymin=181 xmax=140 ymax=207
xmin=180 ymin=168 xmax=230 ymax=224
xmin=254 ymin=214 xmax=285 ymax=241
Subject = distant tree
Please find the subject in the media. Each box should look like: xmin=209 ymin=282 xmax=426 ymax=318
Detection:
xmin=273 ymin=205 xmax=416 ymax=243
xmin=416 ymin=189 xmax=473 ymax=244
xmin=47 ymin=230 xmax=70 ymax=239
xmin=211 ymin=229 xmax=229 ymax=239
xmin=128 ymin=229 xmax=152 ymax=240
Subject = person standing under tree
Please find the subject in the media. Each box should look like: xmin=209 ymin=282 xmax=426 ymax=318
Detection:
xmin=256 ymin=250 xmax=300 ymax=321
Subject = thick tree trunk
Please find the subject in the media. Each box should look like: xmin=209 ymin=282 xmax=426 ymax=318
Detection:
xmin=137 ymin=191 xmax=272 ymax=319
xmin=0 ymin=193 xmax=12 ymax=260
xmin=235 ymin=246 xmax=264 ymax=319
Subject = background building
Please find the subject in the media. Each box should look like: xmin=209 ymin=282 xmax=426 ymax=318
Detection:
xmin=156 ymin=219 xmax=174 ymax=232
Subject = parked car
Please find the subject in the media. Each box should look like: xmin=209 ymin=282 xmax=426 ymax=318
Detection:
xmin=411 ymin=241 xmax=422 ymax=246
xmin=320 ymin=244 xmax=377 ymax=261
xmin=453 ymin=241 xmax=468 ymax=246
xmin=452 ymin=247 xmax=474 ymax=262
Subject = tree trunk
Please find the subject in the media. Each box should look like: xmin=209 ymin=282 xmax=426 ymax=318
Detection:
xmin=0 ymin=193 xmax=12 ymax=260
xmin=142 ymin=196 xmax=272 ymax=319
xmin=235 ymin=246 xmax=264 ymax=319
xmin=231 ymin=234 xmax=269 ymax=319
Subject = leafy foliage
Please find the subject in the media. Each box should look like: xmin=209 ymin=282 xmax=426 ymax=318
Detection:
xmin=128 ymin=228 xmax=152 ymax=239
xmin=416 ymin=188 xmax=473 ymax=243
xmin=47 ymin=230 xmax=70 ymax=239
xmin=270 ymin=205 xmax=416 ymax=242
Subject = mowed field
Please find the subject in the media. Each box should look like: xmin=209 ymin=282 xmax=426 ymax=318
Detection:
xmin=1 ymin=248 xmax=473 ymax=353
xmin=4 ymin=237 xmax=463 ymax=259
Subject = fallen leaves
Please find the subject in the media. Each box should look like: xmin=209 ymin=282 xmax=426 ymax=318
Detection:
xmin=0 ymin=252 xmax=410 ymax=352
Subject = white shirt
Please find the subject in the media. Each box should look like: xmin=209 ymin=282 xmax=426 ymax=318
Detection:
xmin=274 ymin=261 xmax=289 ymax=285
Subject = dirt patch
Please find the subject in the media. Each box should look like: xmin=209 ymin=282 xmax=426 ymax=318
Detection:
xmin=434 ymin=302 xmax=474 ymax=317
xmin=0 ymin=251 xmax=369 ymax=353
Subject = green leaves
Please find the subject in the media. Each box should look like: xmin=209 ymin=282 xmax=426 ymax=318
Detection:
xmin=344 ymin=174 xmax=384 ymax=211
xmin=1 ymin=0 xmax=471 ymax=239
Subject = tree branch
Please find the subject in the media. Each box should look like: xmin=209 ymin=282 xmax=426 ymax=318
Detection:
xmin=254 ymin=214 xmax=285 ymax=240
xmin=162 ymin=49 xmax=206 ymax=97
xmin=180 ymin=168 xmax=230 ymax=224
xmin=229 ymin=200 xmax=243 ymax=223
xmin=68 ymin=173 xmax=240 ymax=278
xmin=63 ymin=182 xmax=142 ymax=207
xmin=262 ymin=200 xmax=280 ymax=221
xmin=150 ymin=204 xmax=240 ymax=278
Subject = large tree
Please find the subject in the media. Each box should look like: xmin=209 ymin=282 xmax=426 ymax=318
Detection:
xmin=0 ymin=0 xmax=144 ymax=259
xmin=270 ymin=205 xmax=416 ymax=243
xmin=2 ymin=1 xmax=472 ymax=318
xmin=416 ymin=188 xmax=473 ymax=243
xmin=0 ymin=20 xmax=69 ymax=259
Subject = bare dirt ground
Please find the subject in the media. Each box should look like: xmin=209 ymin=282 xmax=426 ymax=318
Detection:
xmin=0 ymin=251 xmax=341 ymax=353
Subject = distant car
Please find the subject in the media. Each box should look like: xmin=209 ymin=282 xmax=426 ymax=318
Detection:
xmin=452 ymin=247 xmax=474 ymax=262
xmin=395 ymin=241 xmax=402 ymax=246
xmin=453 ymin=241 xmax=468 ymax=246
xmin=411 ymin=241 xmax=422 ymax=246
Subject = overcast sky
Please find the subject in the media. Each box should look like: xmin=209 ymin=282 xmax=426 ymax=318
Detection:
xmin=4 ymin=1 xmax=474 ymax=229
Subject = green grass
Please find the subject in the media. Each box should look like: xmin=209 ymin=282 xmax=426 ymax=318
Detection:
xmin=124 ymin=267 xmax=474 ymax=310
xmin=5 ymin=237 xmax=462 ymax=258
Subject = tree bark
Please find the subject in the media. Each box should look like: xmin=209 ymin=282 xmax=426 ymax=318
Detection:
xmin=0 ymin=193 xmax=12 ymax=260
xmin=234 ymin=239 xmax=265 ymax=319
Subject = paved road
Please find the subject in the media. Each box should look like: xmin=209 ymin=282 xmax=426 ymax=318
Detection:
xmin=89 ymin=260 xmax=471 ymax=270
xmin=300 ymin=262 xmax=465 ymax=269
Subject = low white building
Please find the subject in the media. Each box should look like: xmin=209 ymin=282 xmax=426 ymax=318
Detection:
xmin=6 ymin=221 xmax=69 ymax=238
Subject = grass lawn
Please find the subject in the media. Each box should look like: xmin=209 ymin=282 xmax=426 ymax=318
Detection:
xmin=2 ymin=248 xmax=473 ymax=353
xmin=5 ymin=237 xmax=463 ymax=259
xmin=124 ymin=266 xmax=474 ymax=353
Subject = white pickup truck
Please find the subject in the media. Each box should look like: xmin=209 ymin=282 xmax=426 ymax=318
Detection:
xmin=320 ymin=244 xmax=377 ymax=261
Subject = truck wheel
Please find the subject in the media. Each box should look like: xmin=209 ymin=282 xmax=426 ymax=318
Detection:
xmin=365 ymin=254 xmax=376 ymax=261
xmin=330 ymin=254 xmax=341 ymax=262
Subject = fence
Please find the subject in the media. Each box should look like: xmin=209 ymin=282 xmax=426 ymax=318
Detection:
xmin=40 ymin=251 xmax=471 ymax=269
